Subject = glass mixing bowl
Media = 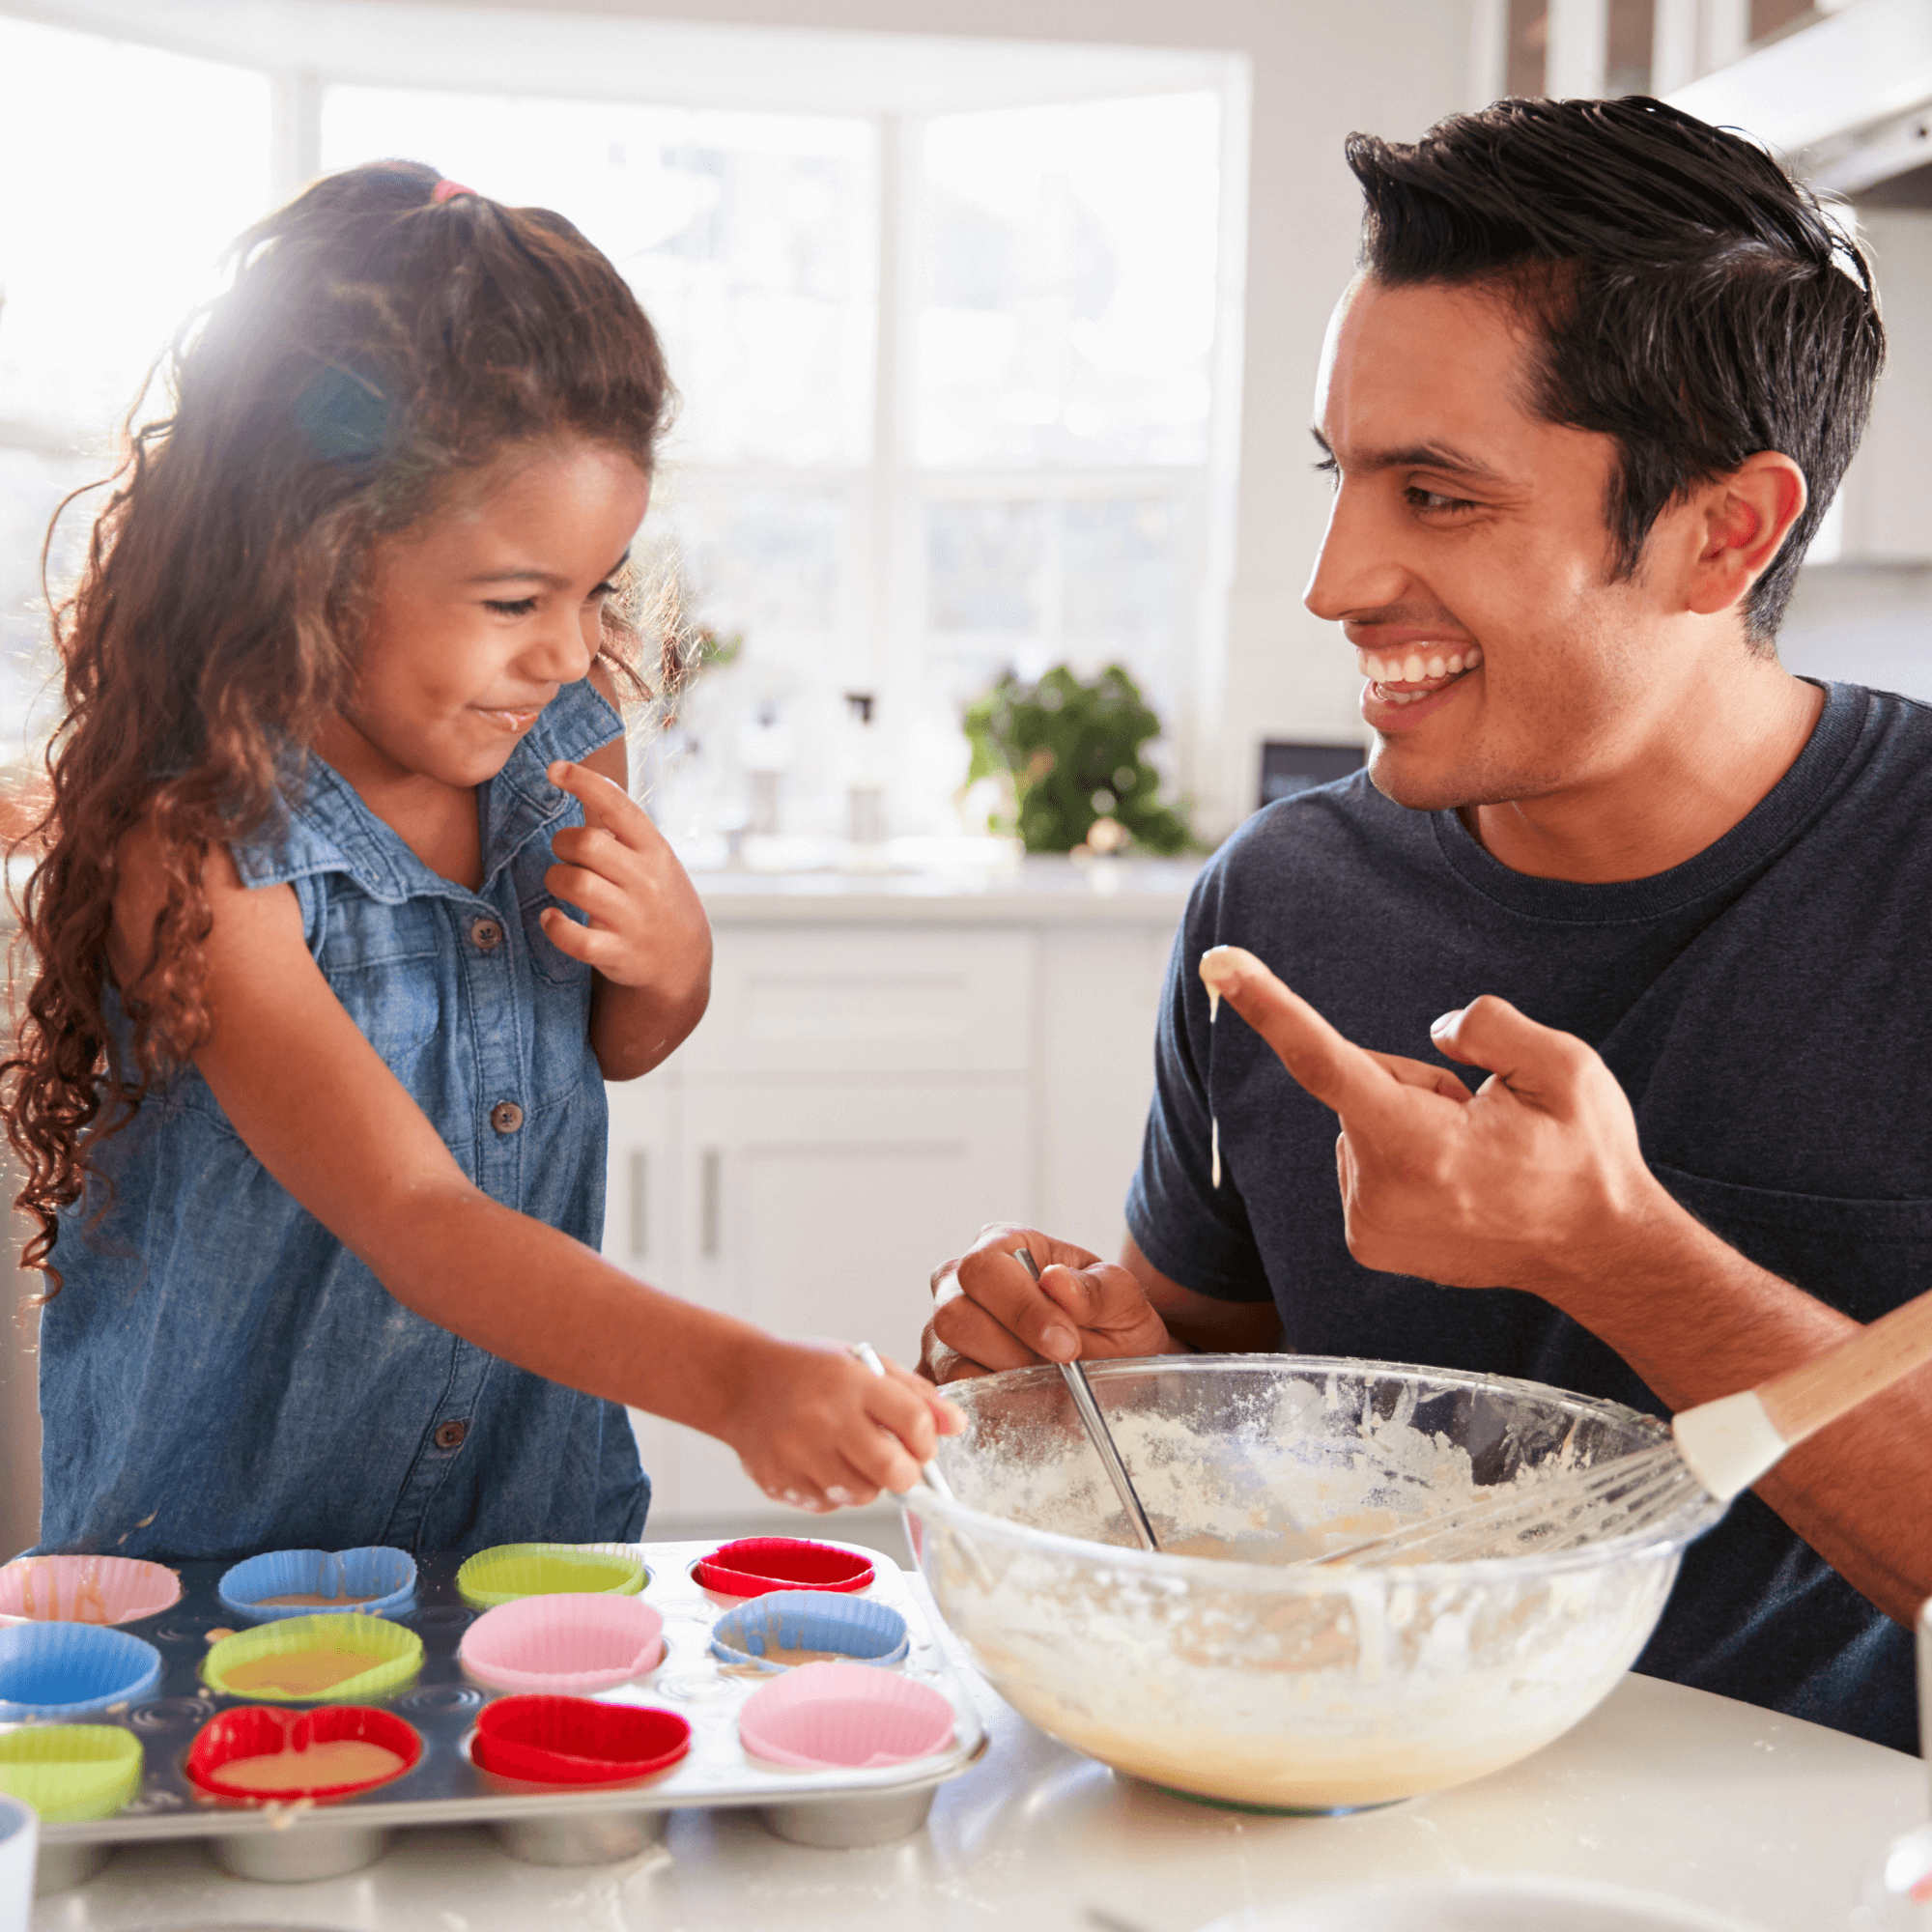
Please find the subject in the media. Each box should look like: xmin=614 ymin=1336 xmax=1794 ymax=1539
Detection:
xmin=902 ymin=1355 xmax=1726 ymax=1813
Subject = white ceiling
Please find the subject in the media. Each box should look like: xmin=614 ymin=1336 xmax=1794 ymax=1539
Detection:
xmin=0 ymin=0 xmax=1238 ymax=113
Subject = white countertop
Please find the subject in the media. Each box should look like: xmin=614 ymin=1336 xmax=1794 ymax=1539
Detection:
xmin=39 ymin=1593 xmax=1921 ymax=1932
xmin=688 ymin=852 xmax=1205 ymax=925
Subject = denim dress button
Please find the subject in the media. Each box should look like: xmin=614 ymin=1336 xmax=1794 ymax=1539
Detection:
xmin=469 ymin=917 xmax=503 ymax=952
xmin=434 ymin=1420 xmax=468 ymax=1450
xmin=491 ymin=1100 xmax=525 ymax=1135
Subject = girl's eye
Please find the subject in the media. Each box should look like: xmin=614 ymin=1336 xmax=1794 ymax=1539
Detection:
xmin=484 ymin=597 xmax=539 ymax=618
xmin=586 ymin=580 xmax=619 ymax=603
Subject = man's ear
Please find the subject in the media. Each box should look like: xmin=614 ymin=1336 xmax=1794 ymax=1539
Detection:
xmin=1685 ymin=451 xmax=1807 ymax=617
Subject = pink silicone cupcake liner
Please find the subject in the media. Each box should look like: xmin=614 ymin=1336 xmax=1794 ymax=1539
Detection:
xmin=0 ymin=1556 xmax=179 ymax=1628
xmin=694 ymin=1538 xmax=874 ymax=1599
xmin=458 ymin=1591 xmax=666 ymax=1694
xmin=738 ymin=1660 xmax=954 ymax=1770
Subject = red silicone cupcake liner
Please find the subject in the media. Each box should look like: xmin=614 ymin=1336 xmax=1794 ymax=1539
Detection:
xmin=185 ymin=1704 xmax=423 ymax=1804
xmin=693 ymin=1538 xmax=875 ymax=1599
xmin=470 ymin=1694 xmax=691 ymax=1786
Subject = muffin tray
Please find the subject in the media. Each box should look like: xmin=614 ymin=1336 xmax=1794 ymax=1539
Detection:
xmin=19 ymin=1539 xmax=986 ymax=1893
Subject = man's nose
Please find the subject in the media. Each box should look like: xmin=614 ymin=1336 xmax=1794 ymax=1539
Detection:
xmin=1303 ymin=484 xmax=1407 ymax=624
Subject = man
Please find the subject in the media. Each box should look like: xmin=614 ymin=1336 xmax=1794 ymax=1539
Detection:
xmin=923 ymin=97 xmax=1929 ymax=1752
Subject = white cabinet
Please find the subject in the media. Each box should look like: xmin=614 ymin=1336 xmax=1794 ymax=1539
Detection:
xmin=603 ymin=890 xmax=1190 ymax=1528
xmin=678 ymin=927 xmax=1034 ymax=1078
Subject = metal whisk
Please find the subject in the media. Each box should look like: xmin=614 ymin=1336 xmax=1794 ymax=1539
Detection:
xmin=1312 ymin=1276 xmax=1932 ymax=1568
xmin=1311 ymin=1439 xmax=1701 ymax=1566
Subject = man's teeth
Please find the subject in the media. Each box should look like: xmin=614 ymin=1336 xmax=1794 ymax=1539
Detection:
xmin=1353 ymin=643 xmax=1483 ymax=695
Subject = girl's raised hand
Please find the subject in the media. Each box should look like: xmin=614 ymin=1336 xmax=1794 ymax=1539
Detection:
xmin=543 ymin=755 xmax=711 ymax=1078
xmin=725 ymin=1339 xmax=965 ymax=1512
xmin=543 ymin=758 xmax=705 ymax=989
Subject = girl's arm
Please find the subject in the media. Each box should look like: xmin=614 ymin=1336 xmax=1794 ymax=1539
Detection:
xmin=545 ymin=670 xmax=711 ymax=1082
xmin=108 ymin=829 xmax=954 ymax=1510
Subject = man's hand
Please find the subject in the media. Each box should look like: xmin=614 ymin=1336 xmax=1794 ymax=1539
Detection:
xmin=1198 ymin=945 xmax=1672 ymax=1304
xmin=921 ymin=1223 xmax=1180 ymax=1383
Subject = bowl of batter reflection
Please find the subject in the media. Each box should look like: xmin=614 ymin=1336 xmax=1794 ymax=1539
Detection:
xmin=900 ymin=1355 xmax=1725 ymax=1814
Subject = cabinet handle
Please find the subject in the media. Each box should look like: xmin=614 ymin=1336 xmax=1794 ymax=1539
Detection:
xmin=628 ymin=1150 xmax=647 ymax=1261
xmin=700 ymin=1148 xmax=721 ymax=1259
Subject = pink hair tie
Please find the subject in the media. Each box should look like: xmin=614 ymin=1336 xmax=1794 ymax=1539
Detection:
xmin=431 ymin=179 xmax=476 ymax=204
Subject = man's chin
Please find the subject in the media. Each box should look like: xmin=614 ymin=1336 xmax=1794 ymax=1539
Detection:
xmin=1365 ymin=741 xmax=1477 ymax=813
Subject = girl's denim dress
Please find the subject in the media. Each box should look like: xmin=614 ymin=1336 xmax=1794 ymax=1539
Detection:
xmin=33 ymin=679 xmax=649 ymax=1561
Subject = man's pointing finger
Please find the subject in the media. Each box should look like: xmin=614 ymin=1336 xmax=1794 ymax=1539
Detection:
xmin=1198 ymin=946 xmax=1393 ymax=1121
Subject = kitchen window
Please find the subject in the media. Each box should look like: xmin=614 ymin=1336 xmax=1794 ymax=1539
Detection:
xmin=0 ymin=9 xmax=1240 ymax=852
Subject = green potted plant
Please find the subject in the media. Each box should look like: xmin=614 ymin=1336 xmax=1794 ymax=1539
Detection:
xmin=963 ymin=664 xmax=1195 ymax=855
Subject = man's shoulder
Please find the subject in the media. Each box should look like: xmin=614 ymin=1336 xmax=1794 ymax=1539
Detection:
xmin=1784 ymin=682 xmax=1932 ymax=872
xmin=1832 ymin=681 xmax=1932 ymax=788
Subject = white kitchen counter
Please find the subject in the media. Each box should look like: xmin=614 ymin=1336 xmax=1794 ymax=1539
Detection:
xmin=38 ymin=1593 xmax=1920 ymax=1932
xmin=689 ymin=852 xmax=1205 ymax=925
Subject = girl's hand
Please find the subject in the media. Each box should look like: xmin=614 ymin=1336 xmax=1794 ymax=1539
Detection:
xmin=543 ymin=758 xmax=706 ymax=992
xmin=544 ymin=754 xmax=711 ymax=1078
xmin=724 ymin=1340 xmax=966 ymax=1512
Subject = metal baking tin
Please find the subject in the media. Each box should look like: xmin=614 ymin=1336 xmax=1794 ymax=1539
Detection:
xmin=14 ymin=1538 xmax=986 ymax=1893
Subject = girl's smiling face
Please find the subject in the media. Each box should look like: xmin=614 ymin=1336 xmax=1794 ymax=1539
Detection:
xmin=327 ymin=440 xmax=650 ymax=791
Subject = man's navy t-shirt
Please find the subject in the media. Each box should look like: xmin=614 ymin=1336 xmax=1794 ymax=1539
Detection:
xmin=1126 ymin=681 xmax=1929 ymax=1752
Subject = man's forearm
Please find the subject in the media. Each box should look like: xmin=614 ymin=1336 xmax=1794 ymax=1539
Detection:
xmin=1539 ymin=1184 xmax=1932 ymax=1627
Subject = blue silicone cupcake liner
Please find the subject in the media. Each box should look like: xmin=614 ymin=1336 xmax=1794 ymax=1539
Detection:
xmin=0 ymin=1621 xmax=162 ymax=1719
xmin=710 ymin=1589 xmax=909 ymax=1673
xmin=216 ymin=1547 xmax=417 ymax=1623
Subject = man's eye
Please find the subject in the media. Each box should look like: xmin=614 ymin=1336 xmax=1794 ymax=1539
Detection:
xmin=1406 ymin=487 xmax=1477 ymax=514
xmin=485 ymin=597 xmax=539 ymax=617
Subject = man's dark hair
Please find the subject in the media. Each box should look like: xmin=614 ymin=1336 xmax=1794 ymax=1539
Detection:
xmin=1347 ymin=97 xmax=1884 ymax=644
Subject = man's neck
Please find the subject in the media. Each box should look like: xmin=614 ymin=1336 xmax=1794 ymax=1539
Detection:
xmin=1463 ymin=663 xmax=1826 ymax=885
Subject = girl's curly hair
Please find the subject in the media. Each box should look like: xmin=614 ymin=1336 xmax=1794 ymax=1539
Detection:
xmin=3 ymin=159 xmax=678 ymax=1294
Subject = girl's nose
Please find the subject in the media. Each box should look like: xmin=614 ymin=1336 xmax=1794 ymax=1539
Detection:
xmin=525 ymin=610 xmax=598 ymax=684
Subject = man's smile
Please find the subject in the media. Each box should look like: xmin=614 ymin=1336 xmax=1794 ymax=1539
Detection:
xmin=1354 ymin=641 xmax=1485 ymax=706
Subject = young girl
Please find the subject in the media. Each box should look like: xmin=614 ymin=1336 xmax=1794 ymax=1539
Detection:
xmin=3 ymin=161 xmax=956 ymax=1561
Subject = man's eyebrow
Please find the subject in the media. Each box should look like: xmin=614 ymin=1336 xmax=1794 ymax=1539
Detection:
xmin=1309 ymin=427 xmax=1510 ymax=485
xmin=465 ymin=550 xmax=631 ymax=588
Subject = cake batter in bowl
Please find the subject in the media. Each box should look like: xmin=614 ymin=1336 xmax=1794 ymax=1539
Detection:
xmin=903 ymin=1356 xmax=1725 ymax=1811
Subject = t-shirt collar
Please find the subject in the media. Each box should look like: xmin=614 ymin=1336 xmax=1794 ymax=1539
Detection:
xmin=1428 ymin=679 xmax=1867 ymax=924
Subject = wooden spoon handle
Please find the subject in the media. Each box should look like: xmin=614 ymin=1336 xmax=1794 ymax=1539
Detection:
xmin=1757 ymin=1285 xmax=1932 ymax=1446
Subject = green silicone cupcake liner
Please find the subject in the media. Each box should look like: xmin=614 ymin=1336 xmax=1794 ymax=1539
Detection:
xmin=201 ymin=1611 xmax=423 ymax=1704
xmin=455 ymin=1543 xmax=647 ymax=1609
xmin=0 ymin=1723 xmax=143 ymax=1823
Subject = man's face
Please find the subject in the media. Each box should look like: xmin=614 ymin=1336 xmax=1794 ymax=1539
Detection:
xmin=1306 ymin=276 xmax=1667 ymax=812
